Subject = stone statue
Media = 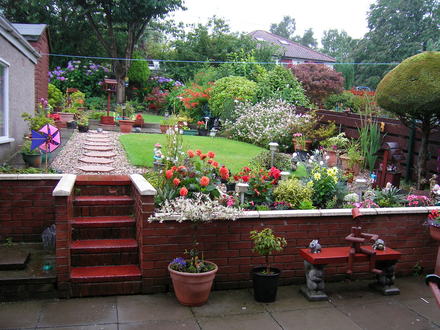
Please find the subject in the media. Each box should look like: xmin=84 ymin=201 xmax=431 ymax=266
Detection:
xmin=373 ymin=239 xmax=386 ymax=251
xmin=153 ymin=143 xmax=163 ymax=162
xmin=309 ymin=239 xmax=322 ymax=254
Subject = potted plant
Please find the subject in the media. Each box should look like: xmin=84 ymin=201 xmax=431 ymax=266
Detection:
xmin=77 ymin=115 xmax=89 ymax=133
xmin=134 ymin=113 xmax=144 ymax=127
xmin=160 ymin=115 xmax=178 ymax=134
xmin=321 ymin=133 xmax=350 ymax=167
xmin=427 ymin=209 xmax=440 ymax=241
xmin=340 ymin=141 xmax=364 ymax=176
xmin=292 ymin=133 xmax=312 ymax=151
xmin=116 ymin=103 xmax=136 ymax=133
xmin=21 ymin=140 xmax=42 ymax=167
xmin=197 ymin=120 xmax=208 ymax=136
xmin=249 ymin=228 xmax=287 ymax=302
xmin=58 ymin=106 xmax=78 ymax=123
xmin=149 ymin=193 xmax=242 ymax=306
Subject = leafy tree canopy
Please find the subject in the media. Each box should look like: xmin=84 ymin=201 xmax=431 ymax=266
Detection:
xmin=295 ymin=28 xmax=318 ymax=49
xmin=321 ymin=29 xmax=357 ymax=61
xmin=270 ymin=15 xmax=296 ymax=40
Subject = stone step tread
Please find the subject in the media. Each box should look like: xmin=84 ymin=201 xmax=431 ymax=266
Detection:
xmin=76 ymin=165 xmax=115 ymax=172
xmin=74 ymin=195 xmax=133 ymax=206
xmin=0 ymin=248 xmax=29 ymax=270
xmin=78 ymin=157 xmax=114 ymax=164
xmin=70 ymin=265 xmax=141 ymax=283
xmin=83 ymin=146 xmax=114 ymax=151
xmin=70 ymin=239 xmax=138 ymax=252
xmin=75 ymin=175 xmax=131 ymax=185
xmin=86 ymin=138 xmax=112 ymax=143
xmin=71 ymin=216 xmax=135 ymax=228
xmin=84 ymin=152 xmax=117 ymax=158
xmin=84 ymin=142 xmax=114 ymax=147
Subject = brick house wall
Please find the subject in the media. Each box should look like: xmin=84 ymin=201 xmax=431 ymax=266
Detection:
xmin=29 ymin=29 xmax=49 ymax=105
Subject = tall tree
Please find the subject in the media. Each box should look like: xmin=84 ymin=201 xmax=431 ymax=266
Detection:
xmin=72 ymin=0 xmax=184 ymax=103
xmin=294 ymin=28 xmax=317 ymax=49
xmin=321 ymin=29 xmax=357 ymax=61
xmin=352 ymin=0 xmax=440 ymax=88
xmin=270 ymin=15 xmax=296 ymax=39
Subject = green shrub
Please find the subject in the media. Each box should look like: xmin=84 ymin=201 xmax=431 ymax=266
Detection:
xmin=86 ymin=96 xmax=106 ymax=111
xmin=274 ymin=178 xmax=313 ymax=209
xmin=128 ymin=51 xmax=151 ymax=86
xmin=21 ymin=112 xmax=55 ymax=131
xmin=324 ymin=92 xmax=361 ymax=112
xmin=48 ymin=83 xmax=63 ymax=108
xmin=208 ymin=76 xmax=257 ymax=118
xmin=256 ymin=66 xmax=309 ymax=106
xmin=250 ymin=151 xmax=292 ymax=171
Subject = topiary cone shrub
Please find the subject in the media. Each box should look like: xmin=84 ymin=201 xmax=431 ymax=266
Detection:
xmin=376 ymin=51 xmax=440 ymax=188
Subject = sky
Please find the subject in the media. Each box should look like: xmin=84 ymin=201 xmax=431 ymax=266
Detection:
xmin=171 ymin=0 xmax=374 ymax=44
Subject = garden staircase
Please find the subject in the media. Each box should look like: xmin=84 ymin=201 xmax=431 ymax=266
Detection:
xmin=69 ymin=175 xmax=141 ymax=297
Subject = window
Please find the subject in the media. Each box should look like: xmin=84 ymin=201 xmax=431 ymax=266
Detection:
xmin=0 ymin=59 xmax=9 ymax=141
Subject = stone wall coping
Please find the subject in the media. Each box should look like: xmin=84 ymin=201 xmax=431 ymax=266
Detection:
xmin=149 ymin=206 xmax=434 ymax=221
xmin=0 ymin=174 xmax=63 ymax=180
xmin=52 ymin=174 xmax=76 ymax=196
xmin=130 ymin=174 xmax=157 ymax=196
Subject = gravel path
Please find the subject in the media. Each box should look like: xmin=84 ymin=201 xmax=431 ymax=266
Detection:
xmin=51 ymin=130 xmax=146 ymax=175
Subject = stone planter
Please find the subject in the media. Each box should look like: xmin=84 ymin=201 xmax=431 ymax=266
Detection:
xmin=134 ymin=118 xmax=144 ymax=127
xmin=168 ymin=261 xmax=217 ymax=307
xmin=58 ymin=113 xmax=75 ymax=123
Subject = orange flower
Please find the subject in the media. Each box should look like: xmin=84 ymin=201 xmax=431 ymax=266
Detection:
xmin=200 ymin=176 xmax=210 ymax=187
xmin=207 ymin=151 xmax=215 ymax=158
xmin=165 ymin=170 xmax=173 ymax=179
xmin=207 ymin=159 xmax=213 ymax=164
xmin=196 ymin=149 xmax=202 ymax=156
xmin=178 ymin=165 xmax=186 ymax=171
xmin=200 ymin=154 xmax=207 ymax=160
xmin=187 ymin=150 xmax=195 ymax=158
xmin=212 ymin=161 xmax=219 ymax=168
xmin=219 ymin=166 xmax=229 ymax=179
xmin=173 ymin=178 xmax=181 ymax=186
xmin=179 ymin=187 xmax=188 ymax=196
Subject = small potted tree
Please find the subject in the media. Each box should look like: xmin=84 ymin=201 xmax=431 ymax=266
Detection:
xmin=117 ymin=103 xmax=135 ymax=133
xmin=250 ymin=228 xmax=287 ymax=302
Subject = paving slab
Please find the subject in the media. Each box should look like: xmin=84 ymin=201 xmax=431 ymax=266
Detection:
xmin=84 ymin=142 xmax=113 ymax=147
xmin=119 ymin=319 xmax=199 ymax=330
xmin=88 ymin=133 xmax=109 ymax=138
xmin=335 ymin=300 xmax=432 ymax=330
xmin=84 ymin=151 xmax=117 ymax=158
xmin=38 ymin=296 xmax=117 ymax=327
xmin=117 ymin=293 xmax=194 ymax=323
xmin=272 ymin=306 xmax=362 ymax=330
xmin=86 ymin=138 xmax=112 ymax=143
xmin=0 ymin=300 xmax=43 ymax=329
xmin=77 ymin=165 xmax=115 ymax=172
xmin=191 ymin=288 xmax=266 ymax=317
xmin=84 ymin=146 xmax=114 ymax=151
xmin=0 ymin=247 xmax=29 ymax=270
xmin=79 ymin=157 xmax=114 ymax=164
xmin=401 ymin=297 xmax=440 ymax=326
xmin=198 ymin=312 xmax=281 ymax=330
xmin=40 ymin=325 xmax=117 ymax=330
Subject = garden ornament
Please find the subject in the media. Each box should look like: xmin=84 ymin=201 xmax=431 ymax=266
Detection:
xmin=42 ymin=224 xmax=56 ymax=249
xmin=345 ymin=208 xmax=383 ymax=275
xmin=372 ymin=239 xmax=386 ymax=251
xmin=97 ymin=127 xmax=103 ymax=133
xmin=308 ymin=240 xmax=322 ymax=254
xmin=153 ymin=143 xmax=164 ymax=162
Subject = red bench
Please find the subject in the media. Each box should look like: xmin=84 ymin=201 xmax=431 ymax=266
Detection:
xmin=299 ymin=246 xmax=401 ymax=301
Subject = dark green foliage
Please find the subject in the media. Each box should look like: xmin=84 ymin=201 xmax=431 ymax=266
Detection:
xmin=128 ymin=51 xmax=151 ymax=86
xmin=324 ymin=92 xmax=360 ymax=112
xmin=295 ymin=28 xmax=318 ymax=49
xmin=250 ymin=151 xmax=293 ymax=172
xmin=374 ymin=186 xmax=405 ymax=207
xmin=270 ymin=15 xmax=296 ymax=40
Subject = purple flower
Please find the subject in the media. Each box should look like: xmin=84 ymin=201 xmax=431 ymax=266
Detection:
xmin=60 ymin=77 xmax=66 ymax=81
xmin=170 ymin=257 xmax=186 ymax=268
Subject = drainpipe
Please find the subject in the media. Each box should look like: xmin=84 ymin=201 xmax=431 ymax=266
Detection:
xmin=405 ymin=119 xmax=416 ymax=182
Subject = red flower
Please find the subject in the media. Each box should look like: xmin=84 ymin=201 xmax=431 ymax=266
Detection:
xmin=200 ymin=176 xmax=210 ymax=187
xmin=207 ymin=151 xmax=215 ymax=158
xmin=212 ymin=161 xmax=219 ymax=168
xmin=179 ymin=187 xmax=188 ymax=196
xmin=178 ymin=166 xmax=186 ymax=171
xmin=173 ymin=178 xmax=181 ymax=186
xmin=135 ymin=114 xmax=143 ymax=120
xmin=269 ymin=167 xmax=281 ymax=180
xmin=242 ymin=175 xmax=250 ymax=182
xmin=200 ymin=154 xmax=207 ymax=160
xmin=187 ymin=150 xmax=195 ymax=158
xmin=233 ymin=175 xmax=240 ymax=181
xmin=171 ymin=166 xmax=177 ymax=171
xmin=196 ymin=149 xmax=202 ymax=156
xmin=243 ymin=167 xmax=251 ymax=173
xmin=219 ymin=166 xmax=229 ymax=179
xmin=165 ymin=170 xmax=173 ymax=179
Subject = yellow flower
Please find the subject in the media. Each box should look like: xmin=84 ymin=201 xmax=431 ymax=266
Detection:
xmin=313 ymin=172 xmax=321 ymax=180
xmin=307 ymin=181 xmax=314 ymax=188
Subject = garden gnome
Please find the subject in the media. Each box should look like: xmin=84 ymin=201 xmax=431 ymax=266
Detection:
xmin=153 ymin=143 xmax=163 ymax=162
xmin=345 ymin=208 xmax=383 ymax=275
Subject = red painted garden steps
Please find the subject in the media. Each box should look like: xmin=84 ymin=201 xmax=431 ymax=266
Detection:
xmin=69 ymin=175 xmax=141 ymax=297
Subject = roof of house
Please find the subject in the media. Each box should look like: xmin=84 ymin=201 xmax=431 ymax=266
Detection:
xmin=249 ymin=30 xmax=336 ymax=63
xmin=12 ymin=23 xmax=47 ymax=42
xmin=0 ymin=16 xmax=39 ymax=63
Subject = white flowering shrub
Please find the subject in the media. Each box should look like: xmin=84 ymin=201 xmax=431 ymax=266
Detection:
xmin=224 ymin=99 xmax=312 ymax=151
xmin=148 ymin=193 xmax=242 ymax=223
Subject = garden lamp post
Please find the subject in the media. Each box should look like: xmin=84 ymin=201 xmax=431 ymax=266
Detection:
xmin=269 ymin=142 xmax=279 ymax=168
xmin=204 ymin=116 xmax=210 ymax=130
xmin=236 ymin=183 xmax=249 ymax=205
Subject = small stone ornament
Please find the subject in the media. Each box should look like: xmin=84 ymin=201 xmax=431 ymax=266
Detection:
xmin=309 ymin=239 xmax=322 ymax=254
xmin=372 ymin=238 xmax=386 ymax=251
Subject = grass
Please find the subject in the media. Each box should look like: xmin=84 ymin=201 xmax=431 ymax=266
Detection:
xmin=119 ymin=134 xmax=266 ymax=173
xmin=142 ymin=113 xmax=163 ymax=124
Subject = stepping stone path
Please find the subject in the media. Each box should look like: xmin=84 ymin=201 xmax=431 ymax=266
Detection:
xmin=76 ymin=131 xmax=118 ymax=173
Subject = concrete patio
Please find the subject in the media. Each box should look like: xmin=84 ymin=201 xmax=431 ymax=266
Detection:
xmin=0 ymin=276 xmax=439 ymax=330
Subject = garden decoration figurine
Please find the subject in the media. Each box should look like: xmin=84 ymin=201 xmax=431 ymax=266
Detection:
xmin=309 ymin=240 xmax=321 ymax=254
xmin=153 ymin=143 xmax=164 ymax=171
xmin=372 ymin=239 xmax=386 ymax=251
xmin=346 ymin=208 xmax=383 ymax=276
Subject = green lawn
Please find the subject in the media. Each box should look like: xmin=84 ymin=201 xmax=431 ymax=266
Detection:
xmin=142 ymin=113 xmax=163 ymax=123
xmin=119 ymin=134 xmax=265 ymax=172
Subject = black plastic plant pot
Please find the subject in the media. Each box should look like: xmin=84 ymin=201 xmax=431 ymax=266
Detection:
xmin=252 ymin=267 xmax=281 ymax=302
xmin=78 ymin=125 xmax=89 ymax=133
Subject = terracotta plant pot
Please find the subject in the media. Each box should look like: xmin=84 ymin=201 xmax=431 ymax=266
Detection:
xmin=293 ymin=139 xmax=312 ymax=151
xmin=100 ymin=116 xmax=115 ymax=125
xmin=429 ymin=225 xmax=440 ymax=241
xmin=119 ymin=120 xmax=135 ymax=133
xmin=134 ymin=118 xmax=144 ymax=127
xmin=168 ymin=261 xmax=217 ymax=307
xmin=58 ymin=112 xmax=75 ymax=123
xmin=21 ymin=153 xmax=42 ymax=167
xmin=340 ymin=154 xmax=364 ymax=176
xmin=160 ymin=125 xmax=171 ymax=134
xmin=325 ymin=149 xmax=338 ymax=167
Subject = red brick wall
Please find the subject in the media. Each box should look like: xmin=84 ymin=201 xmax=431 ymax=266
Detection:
xmin=142 ymin=212 xmax=436 ymax=292
xmin=29 ymin=29 xmax=49 ymax=106
xmin=0 ymin=179 xmax=58 ymax=242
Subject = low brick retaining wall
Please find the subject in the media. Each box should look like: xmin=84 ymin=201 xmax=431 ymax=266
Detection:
xmin=0 ymin=174 xmax=62 ymax=242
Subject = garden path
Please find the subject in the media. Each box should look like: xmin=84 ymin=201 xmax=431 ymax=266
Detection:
xmin=51 ymin=130 xmax=146 ymax=175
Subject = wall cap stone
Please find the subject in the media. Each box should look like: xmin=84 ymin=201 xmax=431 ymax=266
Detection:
xmin=0 ymin=174 xmax=63 ymax=180
xmin=52 ymin=174 xmax=76 ymax=196
xmin=130 ymin=174 xmax=157 ymax=196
